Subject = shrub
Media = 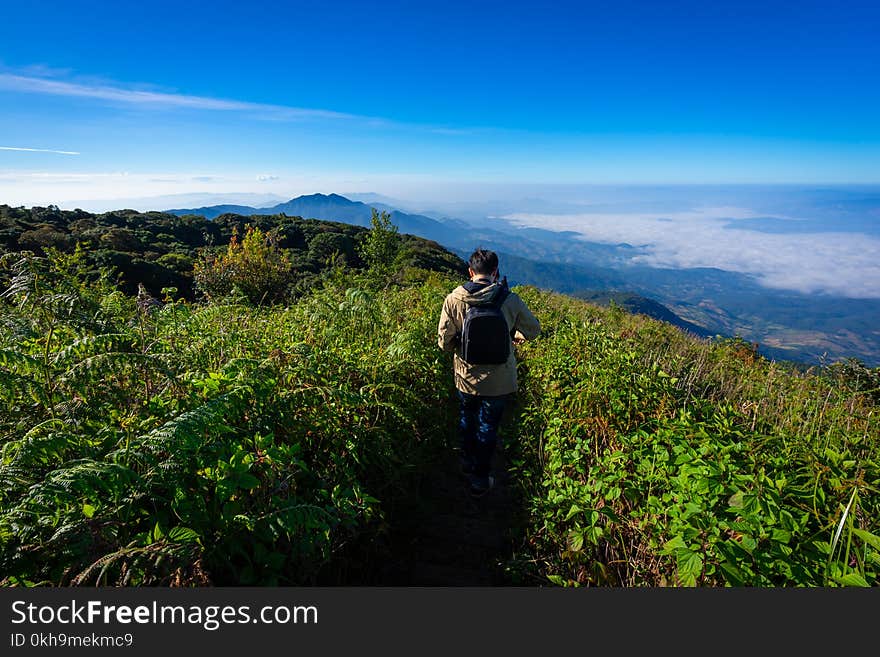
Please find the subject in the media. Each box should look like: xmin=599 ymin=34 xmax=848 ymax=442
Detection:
xmin=308 ymin=232 xmax=357 ymax=266
xmin=194 ymin=225 xmax=292 ymax=304
xmin=156 ymin=252 xmax=194 ymax=274
xmin=359 ymin=209 xmax=401 ymax=273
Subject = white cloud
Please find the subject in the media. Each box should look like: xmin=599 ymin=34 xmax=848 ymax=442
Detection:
xmin=0 ymin=73 xmax=360 ymax=122
xmin=257 ymin=175 xmax=280 ymax=182
xmin=0 ymin=145 xmax=79 ymax=155
xmin=0 ymin=169 xmax=450 ymax=211
xmin=0 ymin=70 xmax=474 ymax=138
xmin=503 ymin=208 xmax=880 ymax=298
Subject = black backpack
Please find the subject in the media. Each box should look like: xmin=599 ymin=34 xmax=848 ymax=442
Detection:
xmin=460 ymin=280 xmax=511 ymax=365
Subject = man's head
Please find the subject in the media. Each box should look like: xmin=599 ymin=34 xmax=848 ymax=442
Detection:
xmin=468 ymin=248 xmax=499 ymax=280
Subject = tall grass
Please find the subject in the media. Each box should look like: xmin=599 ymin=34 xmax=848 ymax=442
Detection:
xmin=1 ymin=250 xmax=876 ymax=586
xmin=509 ymin=287 xmax=879 ymax=586
xmin=0 ymin=251 xmax=456 ymax=585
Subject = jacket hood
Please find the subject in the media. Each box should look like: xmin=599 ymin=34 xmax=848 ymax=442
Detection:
xmin=452 ymin=280 xmax=507 ymax=307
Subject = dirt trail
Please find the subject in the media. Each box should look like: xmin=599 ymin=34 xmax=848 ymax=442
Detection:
xmin=378 ymin=442 xmax=521 ymax=585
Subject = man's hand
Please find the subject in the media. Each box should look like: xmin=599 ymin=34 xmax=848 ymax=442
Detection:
xmin=512 ymin=337 xmax=525 ymax=346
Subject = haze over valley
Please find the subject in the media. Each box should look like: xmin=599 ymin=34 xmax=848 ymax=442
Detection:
xmin=2 ymin=2 xmax=878 ymax=366
xmin=148 ymin=186 xmax=880 ymax=367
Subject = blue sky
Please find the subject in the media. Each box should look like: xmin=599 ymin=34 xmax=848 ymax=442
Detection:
xmin=2 ymin=0 xmax=879 ymax=205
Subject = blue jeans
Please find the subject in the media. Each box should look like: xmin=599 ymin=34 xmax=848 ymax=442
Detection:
xmin=457 ymin=390 xmax=508 ymax=481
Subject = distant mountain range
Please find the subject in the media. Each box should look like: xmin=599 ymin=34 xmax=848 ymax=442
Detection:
xmin=167 ymin=192 xmax=721 ymax=339
xmin=167 ymin=193 xmax=469 ymax=246
xmin=166 ymin=193 xmax=633 ymax=284
xmin=63 ymin=192 xmax=288 ymax=214
xmin=165 ymin=193 xmax=880 ymax=367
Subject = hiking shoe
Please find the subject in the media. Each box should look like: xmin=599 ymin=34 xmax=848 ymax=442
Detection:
xmin=469 ymin=475 xmax=495 ymax=498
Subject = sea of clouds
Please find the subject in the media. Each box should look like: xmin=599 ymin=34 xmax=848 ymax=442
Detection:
xmin=502 ymin=206 xmax=880 ymax=299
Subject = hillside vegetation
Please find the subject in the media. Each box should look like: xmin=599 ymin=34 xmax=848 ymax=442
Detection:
xmin=0 ymin=204 xmax=467 ymax=300
xmin=508 ymin=291 xmax=878 ymax=585
xmin=0 ymin=211 xmax=877 ymax=587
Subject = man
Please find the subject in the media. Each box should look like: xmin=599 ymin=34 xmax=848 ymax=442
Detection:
xmin=437 ymin=248 xmax=541 ymax=497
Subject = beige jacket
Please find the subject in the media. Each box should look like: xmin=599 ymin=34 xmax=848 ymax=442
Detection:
xmin=437 ymin=279 xmax=541 ymax=396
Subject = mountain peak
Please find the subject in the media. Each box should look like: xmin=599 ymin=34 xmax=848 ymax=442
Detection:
xmin=286 ymin=192 xmax=357 ymax=205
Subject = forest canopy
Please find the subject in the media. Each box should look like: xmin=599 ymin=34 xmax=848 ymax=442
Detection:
xmin=0 ymin=204 xmax=468 ymax=302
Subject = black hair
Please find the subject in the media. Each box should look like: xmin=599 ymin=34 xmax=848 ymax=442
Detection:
xmin=468 ymin=248 xmax=499 ymax=276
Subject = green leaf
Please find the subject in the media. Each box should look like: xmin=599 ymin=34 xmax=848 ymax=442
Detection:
xmin=833 ymin=573 xmax=870 ymax=588
xmin=167 ymin=526 xmax=200 ymax=543
xmin=238 ymin=473 xmax=260 ymax=490
xmin=676 ymin=550 xmax=703 ymax=587
xmin=597 ymin=506 xmax=621 ymax=522
xmin=852 ymin=529 xmax=880 ymax=552
xmin=82 ymin=503 xmax=96 ymax=518
xmin=771 ymin=529 xmax=792 ymax=544
xmin=662 ymin=535 xmax=688 ymax=554
xmin=585 ymin=525 xmax=604 ymax=544
xmin=233 ymin=514 xmax=255 ymax=531
xmin=718 ymin=560 xmax=746 ymax=587
xmin=738 ymin=534 xmax=757 ymax=554
xmin=727 ymin=491 xmax=744 ymax=509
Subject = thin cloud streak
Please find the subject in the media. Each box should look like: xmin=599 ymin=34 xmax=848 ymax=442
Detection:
xmin=0 ymin=73 xmax=358 ymax=121
xmin=0 ymin=72 xmax=473 ymax=135
xmin=0 ymin=145 xmax=80 ymax=155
